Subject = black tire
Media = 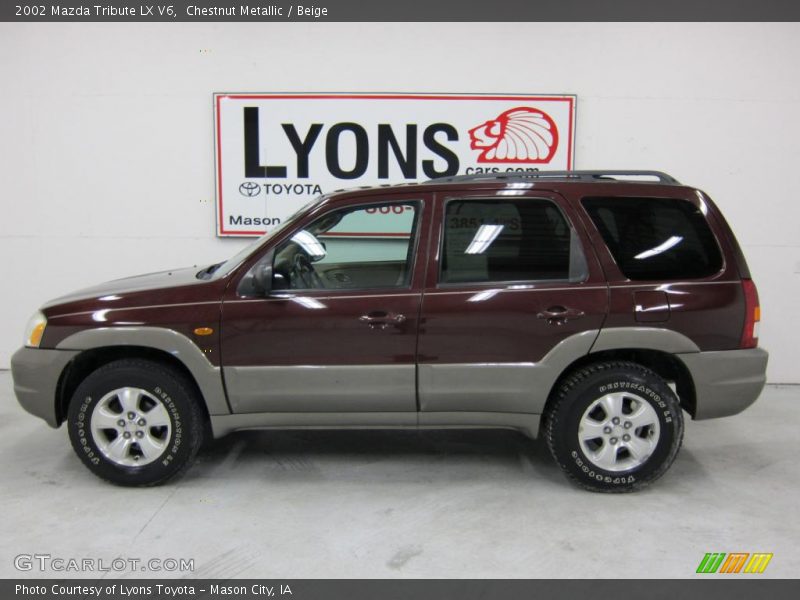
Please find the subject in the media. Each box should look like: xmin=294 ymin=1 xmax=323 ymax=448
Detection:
xmin=67 ymin=359 xmax=204 ymax=486
xmin=544 ymin=361 xmax=684 ymax=493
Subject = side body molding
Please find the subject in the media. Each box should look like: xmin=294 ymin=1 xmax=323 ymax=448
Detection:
xmin=591 ymin=327 xmax=701 ymax=354
xmin=56 ymin=327 xmax=230 ymax=415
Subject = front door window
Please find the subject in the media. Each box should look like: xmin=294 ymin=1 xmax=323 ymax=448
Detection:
xmin=273 ymin=202 xmax=420 ymax=291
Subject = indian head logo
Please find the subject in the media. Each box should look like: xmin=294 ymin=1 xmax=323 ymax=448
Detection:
xmin=468 ymin=107 xmax=559 ymax=163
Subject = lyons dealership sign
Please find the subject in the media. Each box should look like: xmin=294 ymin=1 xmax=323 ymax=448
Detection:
xmin=214 ymin=93 xmax=576 ymax=236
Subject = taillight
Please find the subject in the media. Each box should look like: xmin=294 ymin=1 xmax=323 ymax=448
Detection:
xmin=741 ymin=279 xmax=760 ymax=349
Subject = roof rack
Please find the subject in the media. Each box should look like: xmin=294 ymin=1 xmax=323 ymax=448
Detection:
xmin=428 ymin=170 xmax=680 ymax=185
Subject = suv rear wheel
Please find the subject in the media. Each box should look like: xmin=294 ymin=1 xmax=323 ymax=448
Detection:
xmin=67 ymin=359 xmax=204 ymax=486
xmin=545 ymin=361 xmax=683 ymax=492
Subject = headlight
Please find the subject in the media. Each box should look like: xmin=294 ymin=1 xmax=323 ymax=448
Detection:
xmin=24 ymin=311 xmax=47 ymax=348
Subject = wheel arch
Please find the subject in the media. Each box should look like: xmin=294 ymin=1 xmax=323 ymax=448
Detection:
xmin=542 ymin=347 xmax=698 ymax=422
xmin=55 ymin=345 xmax=214 ymax=426
xmin=53 ymin=326 xmax=230 ymax=425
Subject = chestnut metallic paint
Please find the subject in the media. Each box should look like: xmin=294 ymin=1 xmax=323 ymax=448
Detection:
xmin=15 ymin=178 xmax=766 ymax=433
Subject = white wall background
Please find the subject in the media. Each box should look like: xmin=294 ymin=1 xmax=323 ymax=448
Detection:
xmin=1 ymin=23 xmax=798 ymax=382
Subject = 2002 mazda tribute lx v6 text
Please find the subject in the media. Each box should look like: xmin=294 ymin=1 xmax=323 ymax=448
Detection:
xmin=11 ymin=171 xmax=768 ymax=491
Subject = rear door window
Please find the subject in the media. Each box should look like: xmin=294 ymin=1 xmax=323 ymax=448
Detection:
xmin=440 ymin=198 xmax=588 ymax=284
xmin=582 ymin=197 xmax=722 ymax=280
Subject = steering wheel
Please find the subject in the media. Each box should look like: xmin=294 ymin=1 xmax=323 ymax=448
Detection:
xmin=290 ymin=252 xmax=325 ymax=290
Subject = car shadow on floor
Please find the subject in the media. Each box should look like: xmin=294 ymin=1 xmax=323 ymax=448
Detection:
xmin=187 ymin=428 xmax=567 ymax=486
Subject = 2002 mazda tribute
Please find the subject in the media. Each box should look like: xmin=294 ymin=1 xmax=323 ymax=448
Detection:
xmin=11 ymin=171 xmax=768 ymax=491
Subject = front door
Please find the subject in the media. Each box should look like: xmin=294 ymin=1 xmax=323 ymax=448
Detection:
xmin=221 ymin=195 xmax=429 ymax=414
xmin=417 ymin=190 xmax=608 ymax=414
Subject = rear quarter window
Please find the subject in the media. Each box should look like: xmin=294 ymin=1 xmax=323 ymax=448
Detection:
xmin=582 ymin=197 xmax=723 ymax=280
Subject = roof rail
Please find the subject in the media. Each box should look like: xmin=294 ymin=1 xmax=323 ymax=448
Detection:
xmin=428 ymin=170 xmax=680 ymax=185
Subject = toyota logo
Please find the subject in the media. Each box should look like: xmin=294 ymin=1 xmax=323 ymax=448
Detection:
xmin=239 ymin=182 xmax=262 ymax=197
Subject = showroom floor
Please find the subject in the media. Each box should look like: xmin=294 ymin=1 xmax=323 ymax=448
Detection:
xmin=0 ymin=372 xmax=797 ymax=579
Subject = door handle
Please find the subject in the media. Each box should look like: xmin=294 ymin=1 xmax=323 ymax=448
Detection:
xmin=537 ymin=306 xmax=585 ymax=325
xmin=359 ymin=312 xmax=407 ymax=329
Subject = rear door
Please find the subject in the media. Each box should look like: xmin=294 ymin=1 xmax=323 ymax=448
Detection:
xmin=417 ymin=189 xmax=608 ymax=414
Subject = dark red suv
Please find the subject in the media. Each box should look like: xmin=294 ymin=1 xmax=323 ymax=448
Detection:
xmin=11 ymin=171 xmax=767 ymax=491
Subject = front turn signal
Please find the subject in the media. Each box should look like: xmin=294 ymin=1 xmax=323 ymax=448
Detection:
xmin=24 ymin=312 xmax=47 ymax=348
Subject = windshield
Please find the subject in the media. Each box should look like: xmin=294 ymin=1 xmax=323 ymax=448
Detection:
xmin=205 ymin=195 xmax=326 ymax=280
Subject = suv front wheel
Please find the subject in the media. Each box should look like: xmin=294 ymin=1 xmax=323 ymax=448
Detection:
xmin=67 ymin=359 xmax=204 ymax=486
xmin=545 ymin=361 xmax=684 ymax=492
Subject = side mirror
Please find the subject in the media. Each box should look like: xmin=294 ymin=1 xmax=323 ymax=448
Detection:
xmin=237 ymin=250 xmax=289 ymax=298
xmin=272 ymin=272 xmax=289 ymax=291
xmin=252 ymin=262 xmax=273 ymax=295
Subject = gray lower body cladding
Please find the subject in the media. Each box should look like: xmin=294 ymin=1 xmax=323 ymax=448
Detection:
xmin=223 ymin=364 xmax=416 ymax=413
xmin=678 ymin=348 xmax=768 ymax=419
xmin=11 ymin=329 xmax=769 ymax=436
xmin=10 ymin=346 xmax=80 ymax=427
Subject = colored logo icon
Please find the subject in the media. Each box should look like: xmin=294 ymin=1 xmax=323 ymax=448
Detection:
xmin=468 ymin=107 xmax=558 ymax=163
xmin=696 ymin=552 xmax=773 ymax=574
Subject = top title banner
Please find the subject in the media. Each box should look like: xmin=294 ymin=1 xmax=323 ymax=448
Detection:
xmin=214 ymin=93 xmax=576 ymax=237
xmin=3 ymin=0 xmax=800 ymax=21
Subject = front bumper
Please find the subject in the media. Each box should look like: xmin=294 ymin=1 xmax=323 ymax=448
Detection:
xmin=10 ymin=346 xmax=79 ymax=428
xmin=678 ymin=347 xmax=769 ymax=419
